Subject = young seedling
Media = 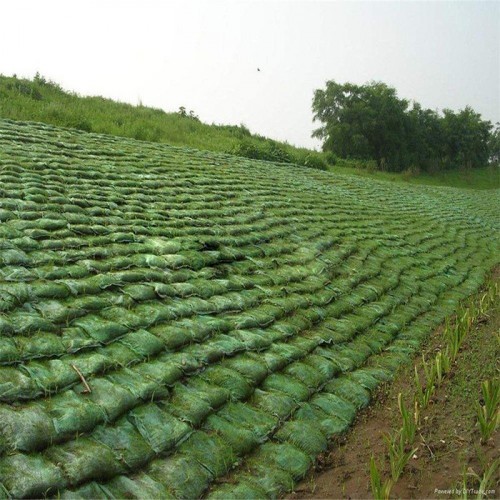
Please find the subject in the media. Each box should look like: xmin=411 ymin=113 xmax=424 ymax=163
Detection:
xmin=414 ymin=366 xmax=425 ymax=406
xmin=422 ymin=354 xmax=436 ymax=388
xmin=482 ymin=379 xmax=500 ymax=421
xmin=442 ymin=347 xmax=451 ymax=373
xmin=415 ymin=356 xmax=437 ymax=408
xmin=459 ymin=466 xmax=471 ymax=500
xmin=434 ymin=349 xmax=451 ymax=386
xmin=415 ymin=365 xmax=434 ymax=409
xmin=369 ymin=455 xmax=393 ymax=500
xmin=446 ymin=311 xmax=470 ymax=361
xmin=460 ymin=459 xmax=499 ymax=500
xmin=476 ymin=379 xmax=499 ymax=443
xmin=435 ymin=351 xmax=444 ymax=386
xmin=478 ymin=293 xmax=487 ymax=316
xmin=476 ymin=458 xmax=499 ymax=499
xmin=478 ymin=283 xmax=496 ymax=317
xmin=460 ymin=307 xmax=472 ymax=336
xmin=384 ymin=430 xmax=418 ymax=482
xmin=398 ymin=393 xmax=416 ymax=445
xmin=413 ymin=398 xmax=420 ymax=428
xmin=446 ymin=324 xmax=460 ymax=361
xmin=464 ymin=298 xmax=474 ymax=317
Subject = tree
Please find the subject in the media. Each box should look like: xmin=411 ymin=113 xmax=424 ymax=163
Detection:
xmin=405 ymin=103 xmax=443 ymax=171
xmin=488 ymin=123 xmax=500 ymax=164
xmin=312 ymin=80 xmax=409 ymax=171
xmin=440 ymin=107 xmax=492 ymax=169
xmin=312 ymin=80 xmax=493 ymax=172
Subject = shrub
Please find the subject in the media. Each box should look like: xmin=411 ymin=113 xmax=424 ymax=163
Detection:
xmin=303 ymin=152 xmax=327 ymax=170
xmin=15 ymin=82 xmax=42 ymax=101
xmin=324 ymin=151 xmax=337 ymax=165
xmin=65 ymin=118 xmax=93 ymax=132
xmin=233 ymin=139 xmax=292 ymax=164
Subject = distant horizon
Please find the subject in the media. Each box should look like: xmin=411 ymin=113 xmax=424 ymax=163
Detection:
xmin=1 ymin=1 xmax=498 ymax=149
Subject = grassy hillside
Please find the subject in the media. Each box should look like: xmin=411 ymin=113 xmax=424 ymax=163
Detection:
xmin=0 ymin=74 xmax=329 ymax=170
xmin=0 ymin=120 xmax=498 ymax=498
xmin=1 ymin=74 xmax=497 ymax=189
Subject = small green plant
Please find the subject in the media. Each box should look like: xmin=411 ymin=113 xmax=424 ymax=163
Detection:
xmin=422 ymin=354 xmax=436 ymax=386
xmin=459 ymin=467 xmax=469 ymax=500
xmin=476 ymin=379 xmax=500 ymax=443
xmin=415 ymin=356 xmax=436 ymax=408
xmin=414 ymin=365 xmax=434 ymax=408
xmin=446 ymin=328 xmax=459 ymax=360
xmin=435 ymin=349 xmax=451 ymax=386
xmin=398 ymin=393 xmax=416 ymax=445
xmin=478 ymin=292 xmax=489 ymax=316
xmin=477 ymin=281 xmax=498 ymax=317
xmin=475 ymin=458 xmax=499 ymax=499
xmin=369 ymin=455 xmax=393 ymax=500
xmin=384 ymin=430 xmax=418 ymax=482
xmin=460 ymin=459 xmax=499 ymax=499
xmin=435 ymin=351 xmax=444 ymax=385
xmin=445 ymin=311 xmax=469 ymax=361
xmin=413 ymin=398 xmax=420 ymax=428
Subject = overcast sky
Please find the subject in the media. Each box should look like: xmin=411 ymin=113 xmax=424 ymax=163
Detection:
xmin=2 ymin=0 xmax=499 ymax=149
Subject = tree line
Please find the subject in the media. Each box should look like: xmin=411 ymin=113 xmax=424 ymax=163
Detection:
xmin=312 ymin=80 xmax=497 ymax=172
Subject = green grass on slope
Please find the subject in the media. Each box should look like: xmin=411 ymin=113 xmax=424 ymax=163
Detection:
xmin=0 ymin=120 xmax=498 ymax=499
xmin=0 ymin=74 xmax=328 ymax=170
xmin=333 ymin=161 xmax=500 ymax=190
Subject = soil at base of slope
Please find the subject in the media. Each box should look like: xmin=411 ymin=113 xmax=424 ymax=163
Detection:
xmin=288 ymin=272 xmax=499 ymax=500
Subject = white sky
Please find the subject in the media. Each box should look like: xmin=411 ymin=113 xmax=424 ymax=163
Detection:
xmin=1 ymin=0 xmax=499 ymax=149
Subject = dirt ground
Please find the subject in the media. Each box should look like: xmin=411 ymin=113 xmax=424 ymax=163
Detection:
xmin=289 ymin=275 xmax=499 ymax=500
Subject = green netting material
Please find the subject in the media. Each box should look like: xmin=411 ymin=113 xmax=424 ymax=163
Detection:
xmin=0 ymin=119 xmax=497 ymax=499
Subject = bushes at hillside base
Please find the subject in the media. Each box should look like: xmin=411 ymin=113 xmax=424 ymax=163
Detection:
xmin=231 ymin=139 xmax=328 ymax=170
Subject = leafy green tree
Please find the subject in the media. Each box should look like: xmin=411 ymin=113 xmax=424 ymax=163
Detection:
xmin=488 ymin=123 xmax=500 ymax=164
xmin=405 ymin=103 xmax=443 ymax=171
xmin=440 ymin=107 xmax=492 ymax=169
xmin=313 ymin=80 xmax=493 ymax=172
xmin=312 ymin=80 xmax=409 ymax=171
